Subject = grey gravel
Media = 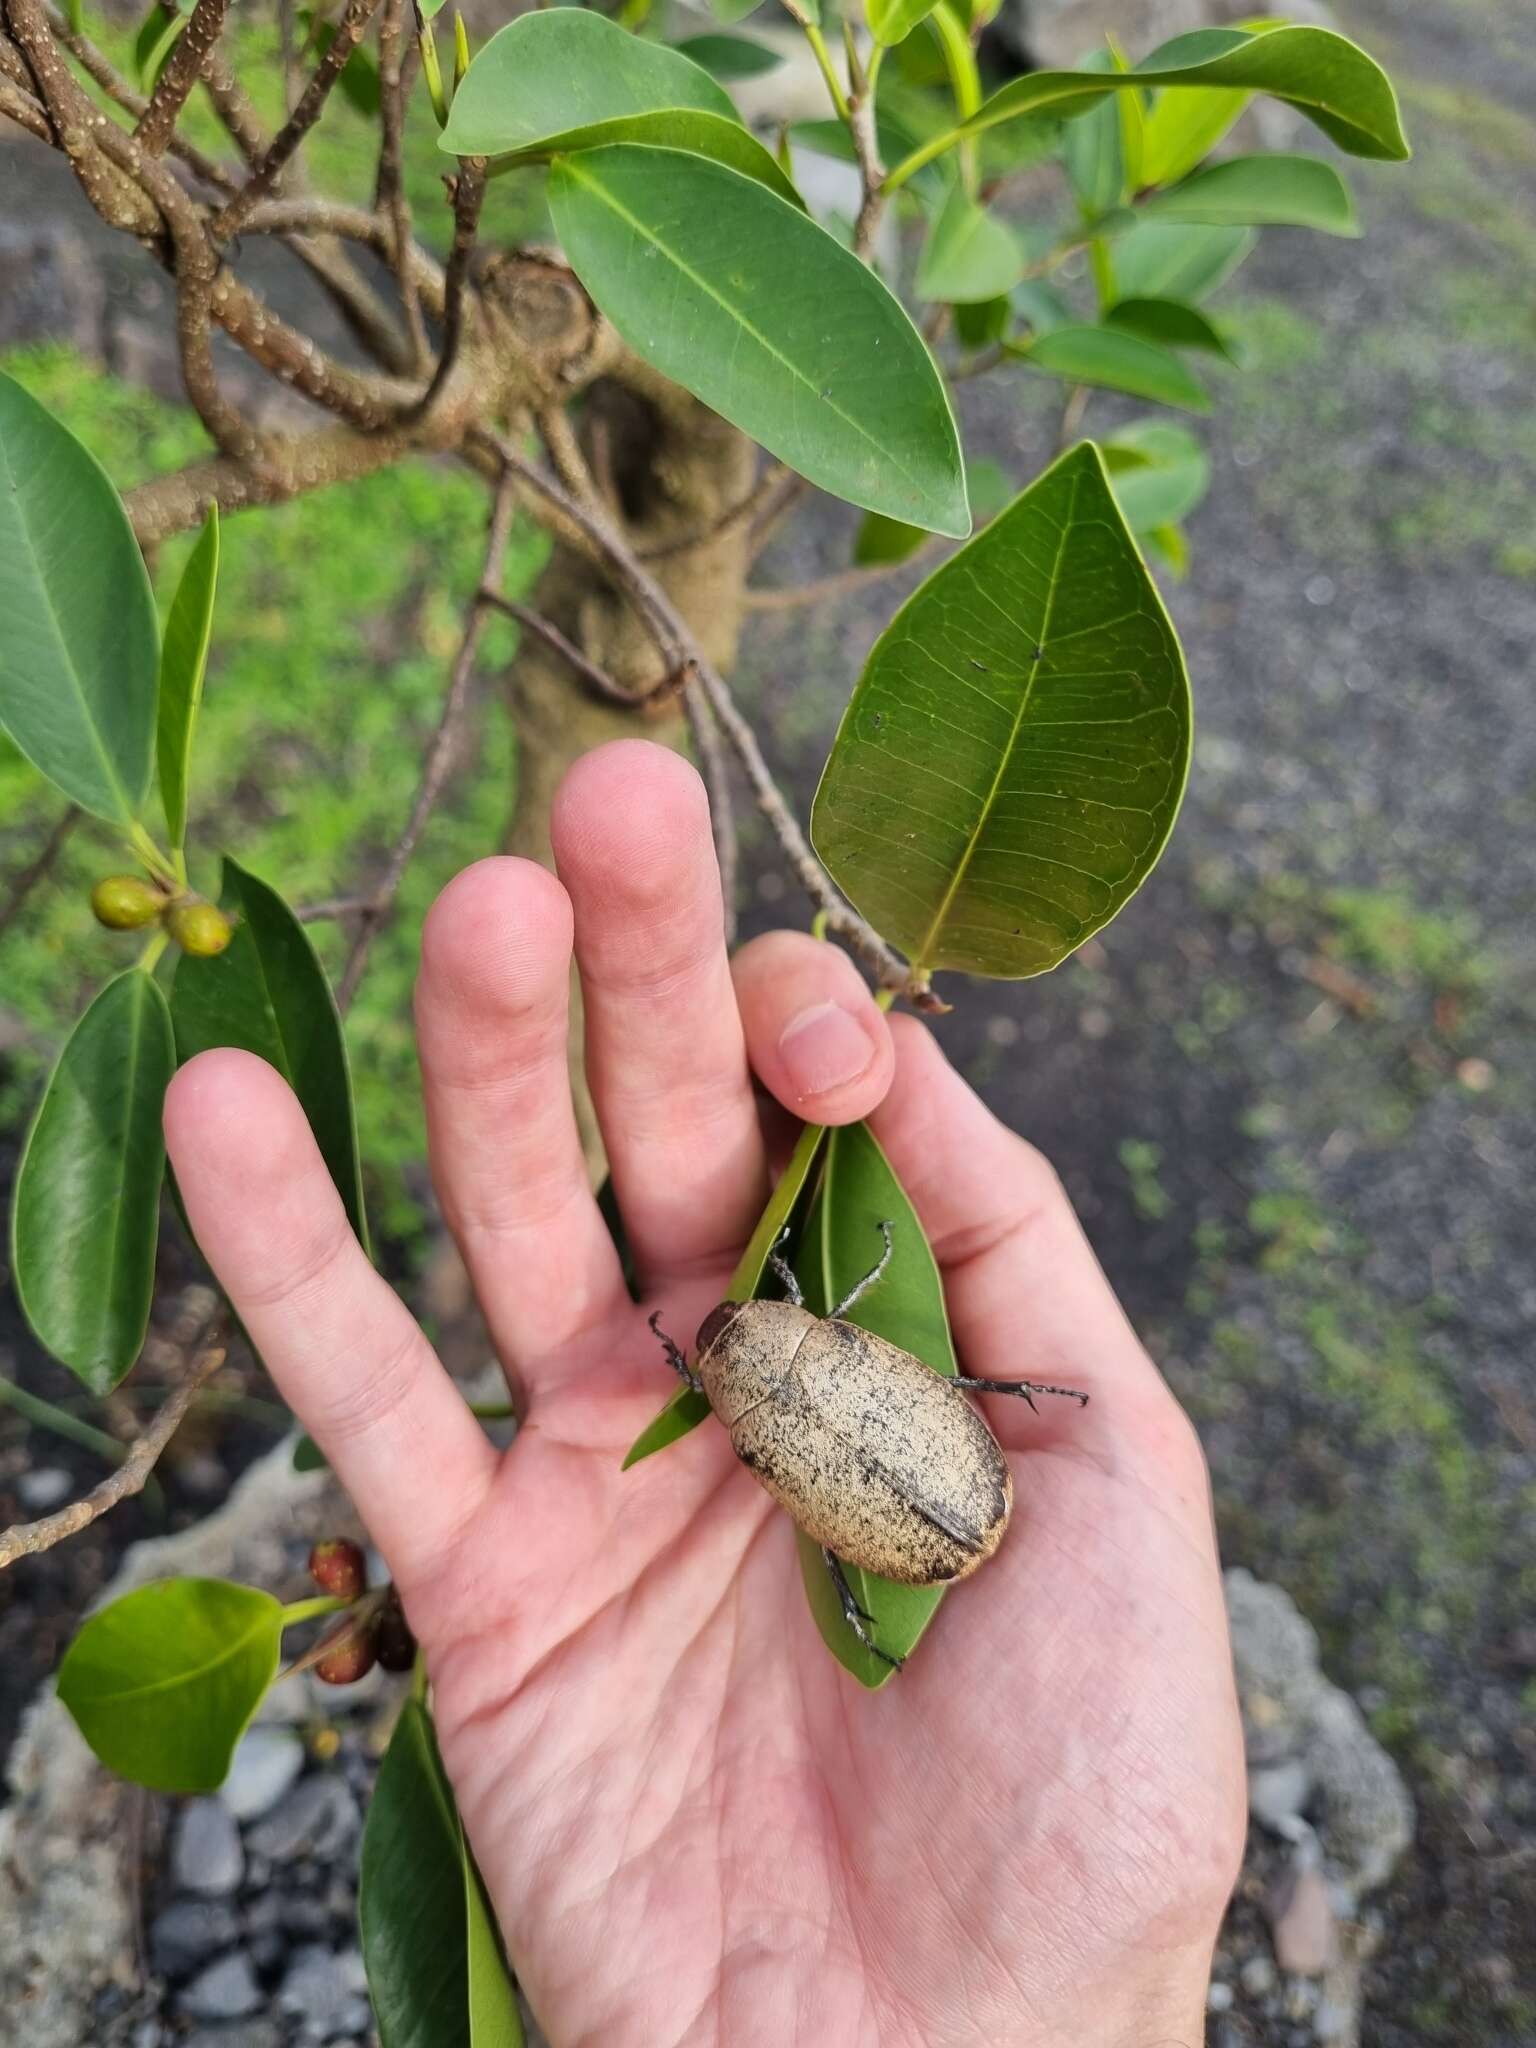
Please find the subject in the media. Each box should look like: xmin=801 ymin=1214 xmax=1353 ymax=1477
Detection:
xmin=177 ymin=1950 xmax=262 ymax=2022
xmin=182 ymin=2027 xmax=283 ymax=2048
xmin=171 ymin=1799 xmax=246 ymax=1896
xmin=278 ymin=1944 xmax=370 ymax=2040
xmin=149 ymin=1898 xmax=239 ymax=1978
xmin=1241 ymin=1953 xmax=1279 ymax=1999
xmin=1248 ymin=1759 xmax=1315 ymax=1836
xmin=247 ymin=1776 xmax=361 ymax=1863
xmin=16 ymin=1465 xmax=72 ymax=1511
xmin=221 ymin=1727 xmax=306 ymax=1822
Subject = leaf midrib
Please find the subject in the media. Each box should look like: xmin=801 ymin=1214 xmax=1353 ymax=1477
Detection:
xmin=909 ymin=465 xmax=1079 ymax=977
xmin=557 ymin=152 xmax=939 ymax=507
xmin=77 ymin=1601 xmax=276 ymax=1706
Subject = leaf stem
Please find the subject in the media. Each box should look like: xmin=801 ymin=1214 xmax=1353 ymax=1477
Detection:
xmin=137 ymin=929 xmax=170 ymax=974
xmin=801 ymin=20 xmax=849 ymax=123
xmin=0 ymin=1373 xmax=132 ymax=1466
xmin=280 ymin=1592 xmax=352 ymax=1627
xmin=926 ymin=2 xmax=981 ymax=191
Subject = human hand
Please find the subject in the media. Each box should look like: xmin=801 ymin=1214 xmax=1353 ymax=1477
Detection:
xmin=165 ymin=740 xmax=1245 ymax=2048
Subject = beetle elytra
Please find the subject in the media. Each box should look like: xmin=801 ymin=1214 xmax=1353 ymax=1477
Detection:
xmin=648 ymin=1225 xmax=1087 ymax=1667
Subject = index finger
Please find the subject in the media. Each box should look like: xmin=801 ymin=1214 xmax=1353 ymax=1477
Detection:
xmin=164 ymin=1050 xmax=498 ymax=1590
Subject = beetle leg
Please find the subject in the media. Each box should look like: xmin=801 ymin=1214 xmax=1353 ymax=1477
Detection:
xmin=952 ymin=1373 xmax=1090 ymax=1410
xmin=767 ymin=1225 xmax=805 ymax=1308
xmin=647 ymin=1310 xmax=704 ymax=1394
xmin=822 ymin=1547 xmax=903 ymax=1670
xmin=829 ymin=1219 xmax=894 ymax=1320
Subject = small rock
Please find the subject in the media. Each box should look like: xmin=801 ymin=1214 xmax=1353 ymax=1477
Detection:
xmin=1269 ymin=1852 xmax=1339 ymax=1976
xmin=1207 ymin=1980 xmax=1234 ymax=2012
xmin=1249 ymin=1759 xmax=1314 ymax=1834
xmin=278 ymin=1945 xmax=370 ymax=2039
xmin=247 ymin=1775 xmax=360 ymax=1862
xmin=133 ymin=2023 xmax=164 ymax=2048
xmin=149 ymin=1899 xmax=239 ymax=1978
xmin=281 ymin=1898 xmax=332 ymax=1941
xmin=221 ymin=1727 xmax=306 ymax=1822
xmin=17 ymin=1466 xmax=73 ymax=1511
xmin=183 ymin=2027 xmax=283 ymax=2048
xmin=1315 ymin=1994 xmax=1355 ymax=2040
xmin=172 ymin=1799 xmax=246 ymax=1895
xmin=177 ymin=1950 xmax=262 ymax=2021
xmin=1240 ymin=1953 xmax=1277 ymax=1999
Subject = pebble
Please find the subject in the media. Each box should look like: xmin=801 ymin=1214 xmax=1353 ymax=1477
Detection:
xmin=183 ymin=2027 xmax=283 ymax=2048
xmin=17 ymin=1465 xmax=72 ymax=1511
xmin=1315 ymin=1995 xmax=1354 ymax=2040
xmin=1207 ymin=1981 xmax=1235 ymax=2012
xmin=247 ymin=1776 xmax=361 ymax=1863
xmin=149 ymin=1898 xmax=239 ymax=1978
xmin=278 ymin=1943 xmax=370 ymax=2040
xmin=1268 ymin=1851 xmax=1339 ymax=1976
xmin=1240 ymin=1953 xmax=1278 ymax=1999
xmin=177 ymin=1950 xmax=262 ymax=2021
xmin=172 ymin=1799 xmax=245 ymax=1896
xmin=221 ymin=1727 xmax=306 ymax=1822
xmin=1249 ymin=1758 xmax=1314 ymax=1833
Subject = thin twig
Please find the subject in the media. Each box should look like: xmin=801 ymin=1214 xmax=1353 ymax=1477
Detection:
xmin=295 ymin=894 xmax=373 ymax=923
xmin=1055 ymin=383 xmax=1089 ymax=456
xmin=477 ymin=428 xmax=929 ymax=1001
xmin=212 ymin=0 xmax=385 ymax=242
xmin=0 ymin=68 xmax=49 ymax=140
xmin=0 ymin=807 xmax=79 ymax=939
xmin=398 ymin=155 xmax=485 ymax=423
xmin=744 ymin=542 xmax=938 ymax=612
xmin=376 ymin=0 xmax=428 ymax=371
xmin=336 ymin=471 xmax=519 ymax=1008
xmin=39 ymin=3 xmax=236 ymax=191
xmin=478 ymin=592 xmax=654 ymax=708
xmin=133 ymin=0 xmax=227 ymax=155
xmin=0 ymin=1316 xmax=228 ymax=1572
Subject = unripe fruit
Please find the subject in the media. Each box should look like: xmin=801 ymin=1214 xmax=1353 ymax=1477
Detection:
xmin=309 ymin=1538 xmax=367 ymax=1600
xmin=165 ymin=900 xmax=233 ymax=956
xmin=314 ymin=1621 xmax=378 ymax=1686
xmin=91 ymin=875 xmax=164 ymax=930
xmin=374 ymin=1587 xmax=417 ymax=1674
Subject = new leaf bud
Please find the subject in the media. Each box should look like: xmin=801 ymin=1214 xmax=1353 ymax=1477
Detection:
xmin=309 ymin=1538 xmax=367 ymax=1600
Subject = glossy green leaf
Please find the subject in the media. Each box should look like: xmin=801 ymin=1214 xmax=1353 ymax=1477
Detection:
xmin=1012 ymin=277 xmax=1074 ymax=333
xmin=790 ymin=110 xmax=948 ymax=202
xmin=292 ymin=1431 xmax=329 ymax=1473
xmin=904 ymin=23 xmax=1408 ymax=177
xmin=441 ymin=9 xmax=732 ymax=156
xmin=172 ymin=859 xmax=369 ymax=1251
xmin=12 ymin=971 xmax=174 ymax=1392
xmin=133 ymin=0 xmax=187 ymax=88
xmin=361 ymin=1700 xmax=523 ymax=2048
xmin=1103 ymin=419 xmax=1211 ymax=530
xmin=1109 ymin=219 xmax=1253 ymax=300
xmin=156 ymin=504 xmax=219 ymax=850
xmin=866 ymin=0 xmax=940 ymax=50
xmin=1139 ymin=80 xmax=1248 ymax=187
xmin=520 ymin=110 xmax=801 ymax=204
xmin=0 ymin=371 xmax=159 ymax=826
xmin=1104 ymin=294 xmax=1236 ymax=359
xmin=550 ymin=147 xmax=969 ymax=537
xmin=1144 ymin=520 xmax=1189 ymax=577
xmin=418 ymin=0 xmax=448 ymax=19
xmin=852 ymin=460 xmax=1010 ymax=569
xmin=710 ymin=0 xmax=768 ymax=22
xmin=674 ymin=32 xmax=783 ymax=79
xmin=916 ymin=183 xmax=1025 ymax=303
xmin=622 ymin=1122 xmax=827 ymax=1468
xmin=812 ymin=441 xmax=1191 ymax=981
xmin=1063 ymin=48 xmax=1124 ymax=216
xmin=792 ymin=1120 xmax=958 ymax=1686
xmin=1142 ymin=152 xmax=1358 ymax=234
xmin=57 ymin=1577 xmax=283 ymax=1793
xmin=954 ymin=293 xmax=1011 ymax=347
xmin=1015 ymin=324 xmax=1210 ymax=410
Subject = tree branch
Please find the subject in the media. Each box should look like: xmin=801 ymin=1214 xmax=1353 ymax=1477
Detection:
xmin=0 ymin=1316 xmax=228 ymax=1573
xmin=212 ymin=0 xmax=384 ymax=242
xmin=477 ymin=592 xmax=661 ymax=709
xmin=376 ymin=0 xmax=428 ymax=371
xmin=398 ymin=155 xmax=485 ymax=424
xmin=336 ymin=470 xmax=520 ymax=1008
xmin=743 ymin=544 xmax=938 ymax=611
xmin=0 ymin=807 xmax=79 ymax=940
xmin=133 ymin=0 xmax=226 ymax=156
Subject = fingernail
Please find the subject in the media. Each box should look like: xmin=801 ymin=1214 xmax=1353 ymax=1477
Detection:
xmin=777 ymin=1001 xmax=876 ymax=1099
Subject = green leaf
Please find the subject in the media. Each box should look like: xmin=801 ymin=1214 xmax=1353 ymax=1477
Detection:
xmin=906 ymin=23 xmax=1409 ymax=176
xmin=441 ymin=9 xmax=733 ymax=155
xmin=915 ymin=183 xmax=1025 ymax=302
xmin=710 ymin=0 xmax=768 ymax=22
xmin=301 ymin=11 xmax=382 ymax=117
xmin=526 ymin=110 xmax=802 ymax=204
xmin=133 ymin=0 xmax=187 ymax=88
xmin=1063 ymin=48 xmax=1124 ymax=216
xmin=623 ymin=1121 xmax=827 ymax=1468
xmin=550 ymin=146 xmax=969 ymax=537
xmin=852 ymin=460 xmax=1010 ymax=568
xmin=1141 ymin=152 xmax=1358 ymax=234
xmin=292 ymin=1431 xmax=329 ymax=1473
xmin=866 ymin=0 xmax=940 ymax=50
xmin=12 ymin=971 xmax=174 ymax=1392
xmin=1012 ymin=277 xmax=1074 ymax=333
xmin=361 ymin=1700 xmax=523 ymax=2048
xmin=953 ymin=293 xmax=1011 ymax=347
xmin=674 ymin=32 xmax=783 ymax=79
xmin=1144 ymin=520 xmax=1189 ymax=577
xmin=172 ymin=858 xmax=369 ymax=1252
xmin=1104 ymin=294 xmax=1236 ymax=359
xmin=57 ymin=1577 xmax=283 ymax=1793
xmin=156 ymin=504 xmax=219 ymax=851
xmin=1109 ymin=220 xmax=1253 ymax=300
xmin=418 ymin=0 xmax=449 ymax=19
xmin=792 ymin=1121 xmax=958 ymax=1686
xmin=1139 ymin=80 xmax=1248 ymax=187
xmin=1015 ymin=324 xmax=1210 ymax=410
xmin=1103 ymin=419 xmax=1211 ymax=529
xmin=812 ymin=441 xmax=1192 ymax=980
xmin=0 ymin=371 xmax=159 ymax=826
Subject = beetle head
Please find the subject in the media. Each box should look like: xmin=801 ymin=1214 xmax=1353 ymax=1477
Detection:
xmin=696 ymin=1300 xmax=744 ymax=1358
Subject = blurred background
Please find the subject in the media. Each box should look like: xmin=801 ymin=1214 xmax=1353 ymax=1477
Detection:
xmin=0 ymin=0 xmax=1531 ymax=2042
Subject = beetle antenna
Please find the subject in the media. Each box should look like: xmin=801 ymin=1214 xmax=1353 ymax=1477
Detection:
xmin=951 ymin=1374 xmax=1090 ymax=1410
xmin=822 ymin=1547 xmax=903 ymax=1671
xmin=829 ymin=1220 xmax=894 ymax=1320
xmin=768 ymin=1225 xmax=805 ymax=1308
xmin=647 ymin=1310 xmax=703 ymax=1393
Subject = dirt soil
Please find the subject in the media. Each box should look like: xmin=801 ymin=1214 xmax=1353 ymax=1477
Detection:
xmin=1 ymin=2 xmax=1532 ymax=2043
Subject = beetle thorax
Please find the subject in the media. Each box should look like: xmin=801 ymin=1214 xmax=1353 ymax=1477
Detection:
xmin=697 ymin=1299 xmax=819 ymax=1429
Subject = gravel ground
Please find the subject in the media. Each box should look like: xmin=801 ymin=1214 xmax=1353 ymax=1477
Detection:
xmin=2 ymin=1 xmax=1533 ymax=2042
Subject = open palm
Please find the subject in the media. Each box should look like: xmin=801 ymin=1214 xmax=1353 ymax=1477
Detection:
xmin=168 ymin=743 xmax=1244 ymax=2048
